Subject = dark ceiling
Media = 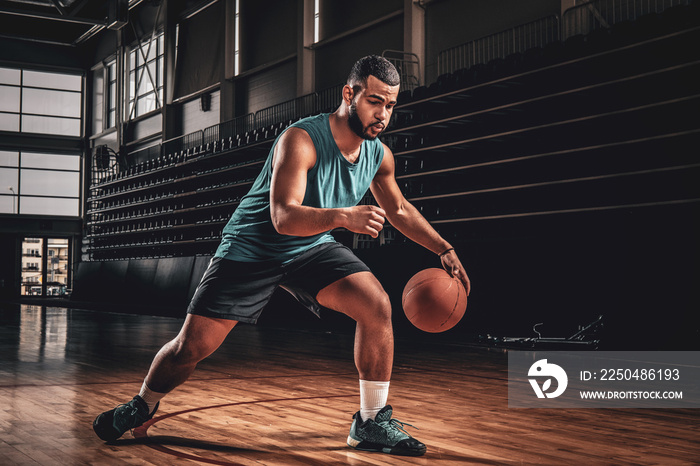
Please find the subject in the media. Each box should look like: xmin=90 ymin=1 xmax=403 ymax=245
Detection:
xmin=0 ymin=0 xmax=126 ymax=47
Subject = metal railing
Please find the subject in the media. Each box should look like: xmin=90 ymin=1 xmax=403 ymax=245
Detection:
xmin=318 ymin=83 xmax=344 ymax=113
xmin=198 ymin=83 xmax=346 ymax=149
xmin=162 ymin=131 xmax=203 ymax=157
xmin=382 ymin=50 xmax=422 ymax=91
xmin=563 ymin=0 xmax=691 ymax=39
xmin=201 ymin=113 xmax=255 ymax=147
xmin=437 ymin=16 xmax=560 ymax=76
xmin=128 ymin=143 xmax=162 ymax=163
xmin=254 ymin=93 xmax=317 ymax=130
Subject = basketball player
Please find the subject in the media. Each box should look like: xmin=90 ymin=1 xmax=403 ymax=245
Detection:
xmin=93 ymin=55 xmax=470 ymax=456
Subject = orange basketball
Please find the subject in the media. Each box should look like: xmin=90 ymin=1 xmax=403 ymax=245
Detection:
xmin=402 ymin=268 xmax=467 ymax=333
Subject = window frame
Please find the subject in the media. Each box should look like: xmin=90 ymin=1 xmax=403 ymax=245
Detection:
xmin=0 ymin=66 xmax=83 ymax=137
xmin=0 ymin=149 xmax=82 ymax=217
xmin=125 ymin=31 xmax=165 ymax=120
xmin=91 ymin=57 xmax=118 ymax=136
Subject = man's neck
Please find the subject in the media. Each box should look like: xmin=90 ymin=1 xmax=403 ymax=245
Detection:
xmin=329 ymin=110 xmax=363 ymax=163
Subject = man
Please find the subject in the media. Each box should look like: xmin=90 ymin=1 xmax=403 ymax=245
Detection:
xmin=93 ymin=55 xmax=470 ymax=457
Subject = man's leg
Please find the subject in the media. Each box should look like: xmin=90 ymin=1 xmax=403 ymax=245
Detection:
xmin=145 ymin=314 xmax=237 ymax=393
xmin=316 ymin=271 xmax=393 ymax=382
xmin=316 ymin=271 xmax=426 ymax=456
xmin=93 ymin=314 xmax=236 ymax=441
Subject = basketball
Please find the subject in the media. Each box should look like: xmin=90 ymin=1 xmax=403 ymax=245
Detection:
xmin=402 ymin=268 xmax=467 ymax=333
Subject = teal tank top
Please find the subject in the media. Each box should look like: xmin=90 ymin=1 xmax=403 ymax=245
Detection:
xmin=214 ymin=113 xmax=385 ymax=262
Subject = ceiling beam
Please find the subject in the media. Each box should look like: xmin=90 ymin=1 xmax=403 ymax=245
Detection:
xmin=0 ymin=6 xmax=107 ymax=26
xmin=73 ymin=25 xmax=106 ymax=46
xmin=49 ymin=0 xmax=68 ymax=16
xmin=68 ymin=0 xmax=90 ymax=17
xmin=0 ymin=32 xmax=74 ymax=47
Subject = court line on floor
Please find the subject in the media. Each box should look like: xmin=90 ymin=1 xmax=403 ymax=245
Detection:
xmin=131 ymin=393 xmax=357 ymax=465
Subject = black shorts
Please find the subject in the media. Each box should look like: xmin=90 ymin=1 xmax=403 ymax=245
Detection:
xmin=187 ymin=242 xmax=371 ymax=323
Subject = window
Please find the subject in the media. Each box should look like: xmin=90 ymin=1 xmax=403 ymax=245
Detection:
xmin=91 ymin=68 xmax=104 ymax=134
xmin=314 ymin=0 xmax=320 ymax=43
xmin=21 ymin=237 xmax=71 ymax=297
xmin=234 ymin=0 xmax=240 ymax=76
xmin=127 ymin=32 xmax=164 ymax=119
xmin=91 ymin=59 xmax=117 ymax=135
xmin=0 ymin=67 xmax=82 ymax=136
xmin=107 ymin=60 xmax=117 ymax=128
xmin=0 ymin=150 xmax=81 ymax=216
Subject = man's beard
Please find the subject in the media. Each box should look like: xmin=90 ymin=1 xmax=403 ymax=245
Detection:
xmin=348 ymin=103 xmax=384 ymax=140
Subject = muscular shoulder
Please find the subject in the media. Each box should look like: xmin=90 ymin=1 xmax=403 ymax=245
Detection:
xmin=279 ymin=126 xmax=315 ymax=150
xmin=375 ymin=142 xmax=395 ymax=175
xmin=381 ymin=142 xmax=393 ymax=158
xmin=274 ymin=127 xmax=317 ymax=171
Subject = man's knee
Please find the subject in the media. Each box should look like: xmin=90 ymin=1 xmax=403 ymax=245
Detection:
xmin=169 ymin=330 xmax=225 ymax=365
xmin=355 ymin=288 xmax=392 ymax=326
xmin=374 ymin=290 xmax=392 ymax=322
xmin=316 ymin=272 xmax=393 ymax=323
xmin=168 ymin=337 xmax=210 ymax=365
xmin=169 ymin=314 xmax=234 ymax=364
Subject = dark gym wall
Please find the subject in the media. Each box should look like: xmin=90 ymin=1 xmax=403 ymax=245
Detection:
xmin=173 ymin=1 xmax=224 ymax=100
xmin=321 ymin=0 xmax=403 ymax=35
xmin=181 ymin=90 xmax=221 ymax=135
xmin=239 ymin=0 xmax=297 ymax=71
xmin=315 ymin=16 xmax=404 ymax=91
xmin=238 ymin=60 xmax=297 ymax=115
xmin=314 ymin=0 xmax=404 ymax=90
xmin=231 ymin=0 xmax=299 ymax=115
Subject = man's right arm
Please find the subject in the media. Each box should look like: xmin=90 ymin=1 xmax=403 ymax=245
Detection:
xmin=269 ymin=128 xmax=386 ymax=238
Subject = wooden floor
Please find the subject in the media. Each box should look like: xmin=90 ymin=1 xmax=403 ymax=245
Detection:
xmin=0 ymin=303 xmax=698 ymax=465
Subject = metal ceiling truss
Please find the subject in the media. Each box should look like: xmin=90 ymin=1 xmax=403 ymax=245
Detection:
xmin=0 ymin=0 xmax=133 ymax=46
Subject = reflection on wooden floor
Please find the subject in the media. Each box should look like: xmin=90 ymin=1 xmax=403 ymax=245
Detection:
xmin=0 ymin=303 xmax=698 ymax=465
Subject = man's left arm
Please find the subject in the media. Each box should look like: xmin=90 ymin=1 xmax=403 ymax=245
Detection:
xmin=370 ymin=144 xmax=471 ymax=295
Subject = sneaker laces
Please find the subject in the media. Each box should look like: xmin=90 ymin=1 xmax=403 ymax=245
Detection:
xmin=114 ymin=400 xmax=147 ymax=430
xmin=377 ymin=418 xmax=419 ymax=442
xmin=124 ymin=400 xmax=141 ymax=416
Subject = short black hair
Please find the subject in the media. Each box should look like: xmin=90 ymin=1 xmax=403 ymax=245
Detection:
xmin=347 ymin=55 xmax=400 ymax=91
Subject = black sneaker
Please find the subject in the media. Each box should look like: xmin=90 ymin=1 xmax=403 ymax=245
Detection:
xmin=347 ymin=405 xmax=427 ymax=456
xmin=93 ymin=395 xmax=158 ymax=442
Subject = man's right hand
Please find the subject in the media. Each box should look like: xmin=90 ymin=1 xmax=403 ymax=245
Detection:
xmin=341 ymin=205 xmax=386 ymax=238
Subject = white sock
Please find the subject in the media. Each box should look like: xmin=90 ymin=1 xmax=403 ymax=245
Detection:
xmin=138 ymin=381 xmax=166 ymax=414
xmin=359 ymin=380 xmax=390 ymax=422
